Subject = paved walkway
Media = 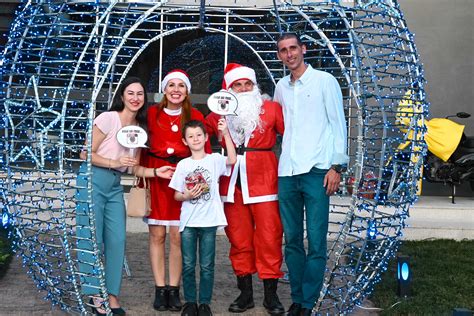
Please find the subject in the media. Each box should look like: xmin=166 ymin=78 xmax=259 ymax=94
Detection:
xmin=1 ymin=195 xmax=472 ymax=315
xmin=0 ymin=233 xmax=377 ymax=315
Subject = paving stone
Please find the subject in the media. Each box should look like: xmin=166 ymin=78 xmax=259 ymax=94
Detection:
xmin=0 ymin=233 xmax=377 ymax=315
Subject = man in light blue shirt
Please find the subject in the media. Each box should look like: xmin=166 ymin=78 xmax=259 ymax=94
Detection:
xmin=274 ymin=33 xmax=349 ymax=316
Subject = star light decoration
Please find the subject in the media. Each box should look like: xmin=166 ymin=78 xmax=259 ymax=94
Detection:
xmin=0 ymin=0 xmax=427 ymax=314
xmin=4 ymin=75 xmax=63 ymax=168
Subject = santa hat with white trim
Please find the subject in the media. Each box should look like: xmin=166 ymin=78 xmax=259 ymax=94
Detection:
xmin=161 ymin=69 xmax=192 ymax=93
xmin=222 ymin=63 xmax=257 ymax=90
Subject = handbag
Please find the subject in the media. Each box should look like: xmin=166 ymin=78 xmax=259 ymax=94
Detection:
xmin=126 ymin=175 xmax=151 ymax=217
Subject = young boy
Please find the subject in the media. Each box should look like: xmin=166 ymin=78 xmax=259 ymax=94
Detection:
xmin=169 ymin=119 xmax=237 ymax=316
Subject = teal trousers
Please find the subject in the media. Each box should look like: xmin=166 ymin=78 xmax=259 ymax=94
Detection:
xmin=278 ymin=167 xmax=329 ymax=309
xmin=76 ymin=164 xmax=126 ymax=296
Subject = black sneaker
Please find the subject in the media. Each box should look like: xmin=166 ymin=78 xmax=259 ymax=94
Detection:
xmin=111 ymin=307 xmax=126 ymax=315
xmin=286 ymin=303 xmax=302 ymax=316
xmin=181 ymin=302 xmax=198 ymax=316
xmin=198 ymin=304 xmax=213 ymax=316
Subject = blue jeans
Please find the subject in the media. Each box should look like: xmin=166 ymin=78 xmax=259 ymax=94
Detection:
xmin=181 ymin=226 xmax=217 ymax=304
xmin=278 ymin=167 xmax=329 ymax=309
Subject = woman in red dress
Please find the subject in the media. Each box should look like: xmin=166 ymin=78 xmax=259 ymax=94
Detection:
xmin=142 ymin=70 xmax=209 ymax=311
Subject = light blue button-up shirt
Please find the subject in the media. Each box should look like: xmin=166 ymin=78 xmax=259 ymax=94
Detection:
xmin=274 ymin=64 xmax=349 ymax=176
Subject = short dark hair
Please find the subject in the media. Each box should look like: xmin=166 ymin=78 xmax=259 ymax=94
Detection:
xmin=182 ymin=120 xmax=207 ymax=138
xmin=276 ymin=32 xmax=304 ymax=50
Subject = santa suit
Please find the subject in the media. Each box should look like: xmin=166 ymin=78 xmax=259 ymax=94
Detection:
xmin=206 ymin=100 xmax=284 ymax=279
xmin=142 ymin=105 xmax=209 ymax=226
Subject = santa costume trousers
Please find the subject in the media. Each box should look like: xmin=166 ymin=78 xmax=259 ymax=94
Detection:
xmin=224 ymin=187 xmax=284 ymax=279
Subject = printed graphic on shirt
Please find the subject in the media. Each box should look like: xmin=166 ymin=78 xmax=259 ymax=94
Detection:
xmin=185 ymin=166 xmax=211 ymax=204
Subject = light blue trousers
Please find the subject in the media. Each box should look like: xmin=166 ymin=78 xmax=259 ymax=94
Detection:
xmin=278 ymin=167 xmax=329 ymax=309
xmin=76 ymin=164 xmax=126 ymax=296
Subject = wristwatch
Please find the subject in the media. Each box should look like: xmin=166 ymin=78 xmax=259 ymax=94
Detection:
xmin=331 ymin=164 xmax=347 ymax=174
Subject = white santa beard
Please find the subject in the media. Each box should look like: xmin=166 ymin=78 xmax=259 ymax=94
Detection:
xmin=227 ymin=86 xmax=263 ymax=146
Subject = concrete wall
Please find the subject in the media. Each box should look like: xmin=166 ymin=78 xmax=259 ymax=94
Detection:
xmin=398 ymin=0 xmax=474 ymax=196
xmin=398 ymin=0 xmax=474 ymax=135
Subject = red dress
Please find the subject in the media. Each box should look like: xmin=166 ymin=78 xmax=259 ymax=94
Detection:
xmin=142 ymin=105 xmax=208 ymax=226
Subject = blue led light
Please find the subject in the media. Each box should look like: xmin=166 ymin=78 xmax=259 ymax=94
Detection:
xmin=0 ymin=1 xmax=427 ymax=314
xmin=2 ymin=212 xmax=9 ymax=227
xmin=400 ymin=262 xmax=410 ymax=281
xmin=367 ymin=220 xmax=377 ymax=239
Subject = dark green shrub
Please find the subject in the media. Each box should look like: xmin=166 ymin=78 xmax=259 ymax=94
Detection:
xmin=0 ymin=225 xmax=13 ymax=279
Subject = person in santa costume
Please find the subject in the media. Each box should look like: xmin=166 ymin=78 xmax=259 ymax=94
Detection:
xmin=141 ymin=69 xmax=210 ymax=312
xmin=205 ymin=63 xmax=285 ymax=315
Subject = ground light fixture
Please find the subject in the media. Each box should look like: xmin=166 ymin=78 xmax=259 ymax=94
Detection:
xmin=396 ymin=254 xmax=411 ymax=297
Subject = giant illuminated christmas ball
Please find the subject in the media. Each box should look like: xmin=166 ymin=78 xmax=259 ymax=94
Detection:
xmin=0 ymin=0 xmax=426 ymax=314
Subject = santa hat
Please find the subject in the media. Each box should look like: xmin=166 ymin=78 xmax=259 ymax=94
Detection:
xmin=222 ymin=63 xmax=257 ymax=90
xmin=161 ymin=69 xmax=191 ymax=93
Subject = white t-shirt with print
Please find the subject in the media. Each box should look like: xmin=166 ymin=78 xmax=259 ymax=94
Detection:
xmin=169 ymin=153 xmax=231 ymax=232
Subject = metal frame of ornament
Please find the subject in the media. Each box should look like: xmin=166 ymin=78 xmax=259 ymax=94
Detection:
xmin=0 ymin=0 xmax=427 ymax=314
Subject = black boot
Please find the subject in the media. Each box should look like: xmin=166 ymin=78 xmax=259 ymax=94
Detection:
xmin=153 ymin=286 xmax=168 ymax=311
xmin=228 ymin=274 xmax=255 ymax=312
xmin=263 ymin=279 xmax=285 ymax=315
xmin=181 ymin=302 xmax=198 ymax=316
xmin=168 ymin=286 xmax=183 ymax=311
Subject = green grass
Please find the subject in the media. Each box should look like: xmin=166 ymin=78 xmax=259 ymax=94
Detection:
xmin=370 ymin=239 xmax=474 ymax=315
xmin=0 ymin=226 xmax=13 ymax=280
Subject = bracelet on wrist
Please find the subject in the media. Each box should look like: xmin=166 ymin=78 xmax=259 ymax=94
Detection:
xmin=153 ymin=168 xmax=158 ymax=177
